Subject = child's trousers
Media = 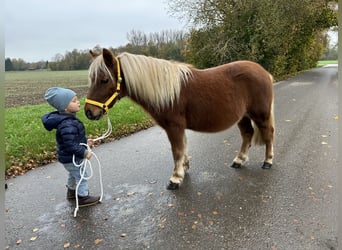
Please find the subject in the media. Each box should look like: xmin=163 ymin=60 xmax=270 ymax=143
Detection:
xmin=63 ymin=162 xmax=89 ymax=197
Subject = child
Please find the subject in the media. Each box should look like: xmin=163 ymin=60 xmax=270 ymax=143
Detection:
xmin=42 ymin=87 xmax=100 ymax=207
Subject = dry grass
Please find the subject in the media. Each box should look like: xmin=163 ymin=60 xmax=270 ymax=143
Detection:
xmin=5 ymin=70 xmax=89 ymax=107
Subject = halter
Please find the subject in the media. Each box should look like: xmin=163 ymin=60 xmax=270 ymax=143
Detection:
xmin=85 ymin=57 xmax=122 ymax=113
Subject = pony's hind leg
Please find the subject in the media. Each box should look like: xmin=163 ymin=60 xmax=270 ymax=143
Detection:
xmin=252 ymin=111 xmax=275 ymax=169
xmin=231 ymin=116 xmax=254 ymax=168
xmin=165 ymin=126 xmax=187 ymax=190
xmin=259 ymin=122 xmax=274 ymax=169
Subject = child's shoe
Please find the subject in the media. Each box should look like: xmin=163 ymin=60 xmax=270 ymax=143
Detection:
xmin=78 ymin=195 xmax=100 ymax=207
xmin=66 ymin=188 xmax=76 ymax=199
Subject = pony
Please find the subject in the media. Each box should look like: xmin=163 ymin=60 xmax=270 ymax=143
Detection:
xmin=85 ymin=48 xmax=275 ymax=190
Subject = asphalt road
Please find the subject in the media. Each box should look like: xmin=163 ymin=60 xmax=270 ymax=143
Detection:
xmin=5 ymin=65 xmax=338 ymax=250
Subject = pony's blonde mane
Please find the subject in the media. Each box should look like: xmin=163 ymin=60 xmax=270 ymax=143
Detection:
xmin=118 ymin=52 xmax=193 ymax=110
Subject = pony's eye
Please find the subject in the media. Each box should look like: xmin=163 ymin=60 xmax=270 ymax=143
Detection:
xmin=101 ymin=79 xmax=109 ymax=84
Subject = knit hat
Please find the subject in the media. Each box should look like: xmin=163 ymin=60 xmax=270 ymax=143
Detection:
xmin=44 ymin=87 xmax=76 ymax=112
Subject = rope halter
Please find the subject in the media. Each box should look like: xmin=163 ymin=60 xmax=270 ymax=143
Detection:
xmin=85 ymin=57 xmax=122 ymax=113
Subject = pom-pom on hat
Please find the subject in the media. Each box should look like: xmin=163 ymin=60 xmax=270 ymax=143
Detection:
xmin=44 ymin=87 xmax=76 ymax=112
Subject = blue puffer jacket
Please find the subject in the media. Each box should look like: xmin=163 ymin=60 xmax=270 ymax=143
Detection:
xmin=41 ymin=111 xmax=88 ymax=164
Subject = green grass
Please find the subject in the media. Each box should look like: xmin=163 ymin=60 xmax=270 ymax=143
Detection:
xmin=317 ymin=60 xmax=338 ymax=67
xmin=5 ymin=98 xmax=153 ymax=174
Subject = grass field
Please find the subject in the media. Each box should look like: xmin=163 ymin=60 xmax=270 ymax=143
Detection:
xmin=5 ymin=70 xmax=89 ymax=108
xmin=5 ymin=70 xmax=153 ymax=177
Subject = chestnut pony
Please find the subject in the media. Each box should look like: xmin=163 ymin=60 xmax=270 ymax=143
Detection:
xmin=85 ymin=48 xmax=275 ymax=190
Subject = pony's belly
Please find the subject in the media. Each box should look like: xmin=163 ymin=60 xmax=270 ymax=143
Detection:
xmin=186 ymin=114 xmax=238 ymax=133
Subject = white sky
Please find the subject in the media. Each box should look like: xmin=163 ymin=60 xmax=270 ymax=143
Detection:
xmin=5 ymin=0 xmax=187 ymax=62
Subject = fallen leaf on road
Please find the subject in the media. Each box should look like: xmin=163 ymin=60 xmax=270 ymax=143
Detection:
xmin=16 ymin=239 xmax=22 ymax=245
xmin=63 ymin=242 xmax=70 ymax=248
xmin=94 ymin=239 xmax=103 ymax=244
xmin=30 ymin=236 xmax=37 ymax=241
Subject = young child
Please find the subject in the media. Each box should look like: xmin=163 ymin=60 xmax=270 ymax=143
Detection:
xmin=42 ymin=87 xmax=100 ymax=207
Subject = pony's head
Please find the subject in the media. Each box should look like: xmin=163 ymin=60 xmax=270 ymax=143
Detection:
xmin=85 ymin=48 xmax=122 ymax=120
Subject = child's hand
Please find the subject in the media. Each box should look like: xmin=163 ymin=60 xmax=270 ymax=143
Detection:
xmin=87 ymin=139 xmax=94 ymax=147
xmin=86 ymin=151 xmax=92 ymax=160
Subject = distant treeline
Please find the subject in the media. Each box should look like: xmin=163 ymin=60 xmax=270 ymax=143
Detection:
xmin=5 ymin=29 xmax=189 ymax=71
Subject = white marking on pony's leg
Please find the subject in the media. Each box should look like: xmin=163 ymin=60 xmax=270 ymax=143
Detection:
xmin=233 ymin=153 xmax=249 ymax=165
xmin=233 ymin=137 xmax=251 ymax=166
xmin=166 ymin=127 xmax=187 ymax=187
xmin=264 ymin=144 xmax=273 ymax=164
xmin=170 ymin=154 xmax=186 ymax=184
xmin=172 ymin=143 xmax=188 ymax=184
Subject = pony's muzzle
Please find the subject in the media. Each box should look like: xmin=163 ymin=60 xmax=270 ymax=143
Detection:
xmin=85 ymin=109 xmax=103 ymax=120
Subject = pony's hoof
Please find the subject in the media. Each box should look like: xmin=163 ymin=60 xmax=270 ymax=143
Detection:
xmin=230 ymin=162 xmax=242 ymax=169
xmin=167 ymin=181 xmax=179 ymax=190
xmin=262 ymin=162 xmax=272 ymax=169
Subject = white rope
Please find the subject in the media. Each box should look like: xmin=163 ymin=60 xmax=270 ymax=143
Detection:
xmin=93 ymin=114 xmax=112 ymax=142
xmin=72 ymin=114 xmax=112 ymax=217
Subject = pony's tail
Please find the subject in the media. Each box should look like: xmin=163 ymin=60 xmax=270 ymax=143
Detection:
xmin=252 ymin=100 xmax=275 ymax=145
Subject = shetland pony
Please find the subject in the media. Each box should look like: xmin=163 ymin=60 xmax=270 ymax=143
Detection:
xmin=85 ymin=48 xmax=275 ymax=190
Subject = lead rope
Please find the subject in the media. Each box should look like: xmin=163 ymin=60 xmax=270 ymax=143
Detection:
xmin=72 ymin=114 xmax=112 ymax=217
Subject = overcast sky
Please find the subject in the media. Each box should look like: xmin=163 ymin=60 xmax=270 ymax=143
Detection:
xmin=5 ymin=0 xmax=187 ymax=62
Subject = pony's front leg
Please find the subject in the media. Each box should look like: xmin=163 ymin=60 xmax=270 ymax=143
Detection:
xmin=165 ymin=127 xmax=187 ymax=190
xmin=183 ymin=135 xmax=190 ymax=172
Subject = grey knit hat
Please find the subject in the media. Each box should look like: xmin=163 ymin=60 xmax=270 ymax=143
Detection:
xmin=44 ymin=87 xmax=76 ymax=112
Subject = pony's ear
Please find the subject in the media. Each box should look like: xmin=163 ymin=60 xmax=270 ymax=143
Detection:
xmin=89 ymin=50 xmax=99 ymax=58
xmin=102 ymin=48 xmax=115 ymax=67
